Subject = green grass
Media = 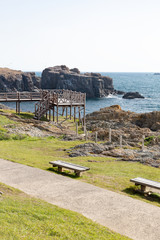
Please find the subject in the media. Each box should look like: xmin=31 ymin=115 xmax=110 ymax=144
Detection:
xmin=0 ymin=137 xmax=159 ymax=207
xmin=144 ymin=136 xmax=155 ymax=146
xmin=0 ymin=183 xmax=130 ymax=240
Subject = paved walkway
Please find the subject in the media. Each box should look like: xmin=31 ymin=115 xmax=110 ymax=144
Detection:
xmin=0 ymin=159 xmax=160 ymax=240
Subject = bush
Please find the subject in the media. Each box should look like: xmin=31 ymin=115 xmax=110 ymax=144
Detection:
xmin=12 ymin=134 xmax=27 ymax=140
xmin=144 ymin=136 xmax=155 ymax=146
xmin=0 ymin=132 xmax=11 ymax=140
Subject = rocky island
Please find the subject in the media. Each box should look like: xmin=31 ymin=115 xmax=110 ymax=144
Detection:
xmin=41 ymin=65 xmax=116 ymax=98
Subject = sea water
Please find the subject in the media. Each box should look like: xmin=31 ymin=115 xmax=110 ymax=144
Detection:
xmin=2 ymin=72 xmax=160 ymax=114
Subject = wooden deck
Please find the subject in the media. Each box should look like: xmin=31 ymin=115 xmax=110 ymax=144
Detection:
xmin=0 ymin=90 xmax=86 ymax=124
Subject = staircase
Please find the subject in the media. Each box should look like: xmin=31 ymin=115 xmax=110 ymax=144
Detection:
xmin=35 ymin=92 xmax=51 ymax=120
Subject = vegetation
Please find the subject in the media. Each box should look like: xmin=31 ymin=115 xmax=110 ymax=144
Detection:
xmin=0 ymin=110 xmax=159 ymax=208
xmin=0 ymin=137 xmax=159 ymax=207
xmin=0 ymin=183 xmax=130 ymax=240
xmin=144 ymin=136 xmax=155 ymax=146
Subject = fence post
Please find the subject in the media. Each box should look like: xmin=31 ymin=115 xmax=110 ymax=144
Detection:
xmin=76 ymin=122 xmax=78 ymax=137
xmin=95 ymin=132 xmax=97 ymax=143
xmin=85 ymin=130 xmax=88 ymax=141
xmin=109 ymin=128 xmax=111 ymax=143
xmin=120 ymin=135 xmax=122 ymax=148
xmin=142 ymin=135 xmax=145 ymax=151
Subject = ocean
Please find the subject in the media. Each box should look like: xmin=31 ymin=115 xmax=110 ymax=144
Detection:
xmin=2 ymin=72 xmax=160 ymax=114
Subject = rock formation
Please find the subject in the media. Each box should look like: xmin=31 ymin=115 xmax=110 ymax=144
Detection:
xmin=123 ymin=92 xmax=144 ymax=99
xmin=41 ymin=65 xmax=115 ymax=98
xmin=0 ymin=68 xmax=41 ymax=92
xmin=86 ymin=105 xmax=160 ymax=143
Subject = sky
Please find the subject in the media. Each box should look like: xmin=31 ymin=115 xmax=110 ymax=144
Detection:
xmin=0 ymin=0 xmax=160 ymax=72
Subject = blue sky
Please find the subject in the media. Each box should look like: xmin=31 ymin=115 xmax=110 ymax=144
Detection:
xmin=0 ymin=0 xmax=160 ymax=72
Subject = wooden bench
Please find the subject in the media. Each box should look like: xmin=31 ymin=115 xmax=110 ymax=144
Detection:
xmin=130 ymin=177 xmax=160 ymax=194
xmin=49 ymin=160 xmax=90 ymax=177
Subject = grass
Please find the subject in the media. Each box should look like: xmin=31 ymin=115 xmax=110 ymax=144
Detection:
xmin=0 ymin=182 xmax=130 ymax=240
xmin=0 ymin=110 xmax=159 ymax=207
xmin=0 ymin=137 xmax=159 ymax=207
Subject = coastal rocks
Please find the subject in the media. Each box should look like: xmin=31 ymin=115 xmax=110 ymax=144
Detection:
xmin=68 ymin=142 xmax=112 ymax=157
xmin=0 ymin=68 xmax=41 ymax=92
xmin=123 ymin=92 xmax=144 ymax=99
xmin=41 ymin=65 xmax=114 ymax=98
xmin=68 ymin=142 xmax=160 ymax=168
xmin=86 ymin=105 xmax=160 ymax=144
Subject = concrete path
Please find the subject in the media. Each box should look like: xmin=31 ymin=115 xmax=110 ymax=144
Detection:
xmin=0 ymin=159 xmax=160 ymax=240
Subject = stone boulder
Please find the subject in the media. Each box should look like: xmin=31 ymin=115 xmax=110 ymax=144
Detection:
xmin=0 ymin=68 xmax=41 ymax=92
xmin=123 ymin=92 xmax=144 ymax=99
xmin=41 ymin=65 xmax=115 ymax=98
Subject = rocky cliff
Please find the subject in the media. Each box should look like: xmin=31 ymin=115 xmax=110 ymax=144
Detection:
xmin=41 ymin=65 xmax=115 ymax=98
xmin=0 ymin=68 xmax=41 ymax=92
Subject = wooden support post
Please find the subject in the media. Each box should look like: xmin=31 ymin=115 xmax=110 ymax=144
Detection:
xmin=57 ymin=106 xmax=59 ymax=123
xmin=78 ymin=107 xmax=81 ymax=125
xmin=66 ymin=107 xmax=68 ymax=119
xmin=83 ymin=94 xmax=86 ymax=126
xmin=46 ymin=111 xmax=48 ymax=120
xmin=17 ymin=101 xmax=20 ymax=115
xmin=62 ymin=107 xmax=65 ymax=116
xmin=49 ymin=109 xmax=51 ymax=121
xmin=141 ymin=185 xmax=146 ymax=193
xmin=74 ymin=107 xmax=76 ymax=122
xmin=76 ymin=122 xmax=78 ymax=137
xmin=83 ymin=106 xmax=86 ymax=126
xmin=109 ymin=128 xmax=111 ymax=143
xmin=53 ymin=106 xmax=55 ymax=122
xmin=16 ymin=102 xmax=18 ymax=113
xmin=83 ymin=125 xmax=86 ymax=134
xmin=70 ymin=106 xmax=72 ymax=120
xmin=35 ymin=104 xmax=36 ymax=115
xmin=75 ymin=171 xmax=80 ymax=177
xmin=58 ymin=166 xmax=62 ymax=172
xmin=95 ymin=132 xmax=97 ymax=143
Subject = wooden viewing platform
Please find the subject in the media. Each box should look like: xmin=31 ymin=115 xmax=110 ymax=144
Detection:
xmin=0 ymin=90 xmax=86 ymax=124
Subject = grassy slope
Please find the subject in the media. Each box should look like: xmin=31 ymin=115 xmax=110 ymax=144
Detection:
xmin=0 ymin=183 xmax=130 ymax=240
xmin=0 ymin=137 xmax=160 ymax=207
xmin=0 ymin=111 xmax=159 ymax=209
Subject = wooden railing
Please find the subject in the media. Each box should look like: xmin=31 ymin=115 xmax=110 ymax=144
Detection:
xmin=0 ymin=91 xmax=43 ymax=101
xmin=51 ymin=90 xmax=86 ymax=104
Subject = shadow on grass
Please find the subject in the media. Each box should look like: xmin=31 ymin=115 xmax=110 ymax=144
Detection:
xmin=47 ymin=167 xmax=79 ymax=179
xmin=16 ymin=113 xmax=34 ymax=119
xmin=123 ymin=187 xmax=160 ymax=205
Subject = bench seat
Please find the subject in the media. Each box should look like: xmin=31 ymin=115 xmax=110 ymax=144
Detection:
xmin=49 ymin=160 xmax=90 ymax=176
xmin=130 ymin=177 xmax=160 ymax=193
